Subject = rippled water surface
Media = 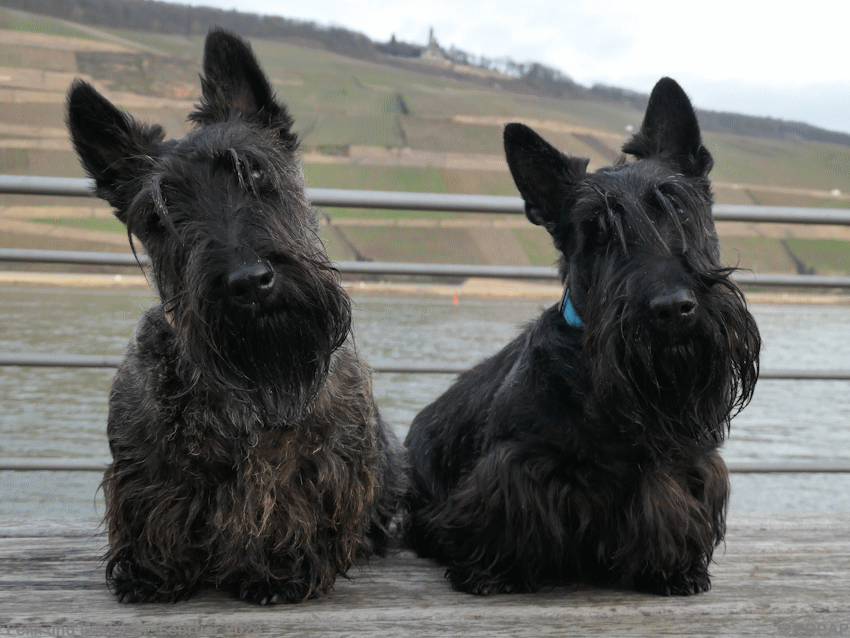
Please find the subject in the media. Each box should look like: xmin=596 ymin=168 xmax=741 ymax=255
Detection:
xmin=2 ymin=287 xmax=849 ymax=517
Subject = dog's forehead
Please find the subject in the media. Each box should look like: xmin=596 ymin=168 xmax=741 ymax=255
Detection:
xmin=573 ymin=159 xmax=706 ymax=221
xmin=171 ymin=123 xmax=270 ymax=158
xmin=151 ymin=126 xmax=294 ymax=192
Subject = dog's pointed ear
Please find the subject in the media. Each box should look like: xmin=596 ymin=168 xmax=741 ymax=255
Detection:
xmin=66 ymin=79 xmax=165 ymax=216
xmin=504 ymin=123 xmax=589 ymax=232
xmin=622 ymin=77 xmax=713 ymax=178
xmin=191 ymin=28 xmax=296 ymax=142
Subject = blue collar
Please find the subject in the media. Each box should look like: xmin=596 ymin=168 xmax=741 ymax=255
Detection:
xmin=560 ymin=287 xmax=585 ymax=329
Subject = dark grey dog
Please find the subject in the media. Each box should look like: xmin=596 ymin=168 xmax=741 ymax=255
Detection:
xmin=405 ymin=78 xmax=760 ymax=596
xmin=67 ymin=28 xmax=404 ymax=604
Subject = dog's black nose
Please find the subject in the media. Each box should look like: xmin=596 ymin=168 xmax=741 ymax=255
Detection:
xmin=649 ymin=288 xmax=697 ymax=328
xmin=225 ymin=262 xmax=275 ymax=304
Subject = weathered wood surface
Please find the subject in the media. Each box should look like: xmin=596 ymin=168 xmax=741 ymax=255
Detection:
xmin=1 ymin=515 xmax=849 ymax=637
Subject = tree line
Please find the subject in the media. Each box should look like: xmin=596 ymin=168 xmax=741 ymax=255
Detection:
xmin=4 ymin=0 xmax=377 ymax=60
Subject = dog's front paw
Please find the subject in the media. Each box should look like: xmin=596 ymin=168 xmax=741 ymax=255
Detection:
xmin=446 ymin=567 xmax=528 ymax=596
xmin=236 ymin=579 xmax=316 ymax=605
xmin=109 ymin=561 xmax=194 ymax=603
xmin=634 ymin=565 xmax=711 ymax=596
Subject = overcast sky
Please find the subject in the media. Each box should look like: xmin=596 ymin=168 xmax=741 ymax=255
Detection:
xmin=176 ymin=0 xmax=850 ymax=134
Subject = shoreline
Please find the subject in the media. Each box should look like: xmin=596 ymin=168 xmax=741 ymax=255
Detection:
xmin=1 ymin=270 xmax=850 ymax=305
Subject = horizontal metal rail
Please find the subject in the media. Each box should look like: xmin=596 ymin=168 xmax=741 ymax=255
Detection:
xmin=0 ymin=248 xmax=147 ymax=267
xmin=4 ymin=249 xmax=850 ymax=288
xmin=2 ymin=353 xmax=849 ymax=380
xmin=1 ymin=457 xmax=848 ymax=473
xmin=3 ymin=175 xmax=850 ymax=224
xmin=730 ymin=272 xmax=850 ymax=289
xmin=3 ymin=175 xmax=850 ymax=479
xmin=0 ymin=353 xmax=124 ymax=368
xmin=727 ymin=462 xmax=850 ymax=473
xmin=0 ymin=458 xmax=111 ymax=472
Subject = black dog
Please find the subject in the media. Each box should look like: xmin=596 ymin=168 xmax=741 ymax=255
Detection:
xmin=405 ymin=78 xmax=760 ymax=596
xmin=67 ymin=29 xmax=404 ymax=604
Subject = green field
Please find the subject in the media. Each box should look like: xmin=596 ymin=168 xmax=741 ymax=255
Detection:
xmin=3 ymin=5 xmax=850 ymax=197
xmin=304 ymin=164 xmax=449 ymax=193
xmin=2 ymin=6 xmax=850 ymax=274
xmin=785 ymin=238 xmax=850 ymax=274
xmin=34 ymin=217 xmax=126 ymax=233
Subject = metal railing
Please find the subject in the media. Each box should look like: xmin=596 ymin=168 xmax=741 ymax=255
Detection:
xmin=2 ymin=353 xmax=850 ymax=381
xmin=2 ymin=174 xmax=850 ymax=474
xmin=2 ymin=457 xmax=848 ymax=474
xmin=4 ymin=174 xmax=850 ymax=225
xmin=4 ymin=248 xmax=850 ymax=289
xmin=4 ymin=175 xmax=850 ymax=288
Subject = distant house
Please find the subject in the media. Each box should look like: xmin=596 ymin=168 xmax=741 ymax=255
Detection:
xmin=420 ymin=28 xmax=451 ymax=67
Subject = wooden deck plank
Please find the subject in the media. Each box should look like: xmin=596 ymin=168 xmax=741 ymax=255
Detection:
xmin=0 ymin=515 xmax=848 ymax=637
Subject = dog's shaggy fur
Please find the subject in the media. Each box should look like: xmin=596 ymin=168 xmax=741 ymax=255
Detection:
xmin=67 ymin=28 xmax=405 ymax=604
xmin=405 ymin=78 xmax=760 ymax=596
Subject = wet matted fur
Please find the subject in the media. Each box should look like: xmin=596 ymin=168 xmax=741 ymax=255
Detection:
xmin=67 ymin=28 xmax=405 ymax=604
xmin=405 ymin=78 xmax=760 ymax=596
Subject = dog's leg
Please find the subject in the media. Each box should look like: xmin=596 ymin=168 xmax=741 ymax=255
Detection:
xmin=108 ymin=556 xmax=200 ymax=604
xmin=231 ymin=529 xmax=357 ymax=604
xmin=418 ymin=446 xmax=573 ymax=595
xmin=235 ymin=576 xmax=316 ymax=606
xmin=105 ymin=517 xmax=203 ymax=603
xmin=229 ymin=528 xmax=342 ymax=605
xmin=626 ymin=455 xmax=728 ymax=596
xmin=106 ymin=530 xmax=203 ymax=603
xmin=633 ymin=561 xmax=712 ymax=596
xmin=103 ymin=455 xmax=205 ymax=603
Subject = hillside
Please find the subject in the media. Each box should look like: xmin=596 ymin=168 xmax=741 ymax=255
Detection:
xmin=6 ymin=0 xmax=850 ymax=149
xmin=1 ymin=6 xmax=850 ymax=278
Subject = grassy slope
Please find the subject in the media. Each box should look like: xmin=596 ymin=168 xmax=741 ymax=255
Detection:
xmin=2 ymin=7 xmax=850 ymax=272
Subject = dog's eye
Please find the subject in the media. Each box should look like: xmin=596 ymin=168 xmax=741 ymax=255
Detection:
xmin=669 ymin=198 xmax=686 ymax=220
xmin=232 ymin=157 xmax=266 ymax=189
xmin=656 ymin=188 xmax=685 ymax=217
xmin=588 ymin=219 xmax=609 ymax=248
xmin=668 ymin=197 xmax=683 ymax=215
xmin=594 ymin=227 xmax=609 ymax=248
xmin=247 ymin=166 xmax=270 ymax=191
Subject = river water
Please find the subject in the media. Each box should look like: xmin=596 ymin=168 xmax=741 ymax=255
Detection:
xmin=1 ymin=286 xmax=849 ymax=517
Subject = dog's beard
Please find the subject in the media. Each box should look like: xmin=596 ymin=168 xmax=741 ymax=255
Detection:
xmin=164 ymin=256 xmax=352 ymax=426
xmin=583 ymin=271 xmax=760 ymax=451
